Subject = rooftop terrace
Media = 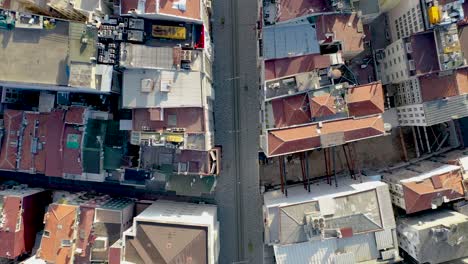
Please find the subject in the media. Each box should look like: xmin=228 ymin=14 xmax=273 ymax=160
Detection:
xmin=0 ymin=20 xmax=69 ymax=86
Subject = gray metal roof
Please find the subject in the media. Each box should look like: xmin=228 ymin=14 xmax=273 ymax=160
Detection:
xmin=274 ymin=233 xmax=380 ymax=264
xmin=424 ymin=94 xmax=468 ymax=126
xmin=263 ymin=21 xmax=320 ymax=60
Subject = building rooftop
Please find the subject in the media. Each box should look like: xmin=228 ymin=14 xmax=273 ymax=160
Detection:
xmin=0 ymin=108 xmax=109 ymax=178
xmin=399 ymin=209 xmax=468 ymax=230
xmin=265 ymin=82 xmax=384 ymax=129
xmin=38 ymin=204 xmax=78 ymax=263
xmin=274 ymin=0 xmax=330 ymax=23
xmin=122 ymin=69 xmax=205 ymax=109
xmin=267 ymin=115 xmax=385 ymax=156
xmin=0 ymin=13 xmax=112 ymax=93
xmin=309 ymin=93 xmax=337 ymax=119
xmin=0 ymin=20 xmax=69 ymax=87
xmin=383 ymin=160 xmax=465 ymax=214
xmin=132 ymin=107 xmax=205 ymax=132
xmin=119 ymin=44 xmax=204 ymax=71
xmin=315 ymin=13 xmax=365 ymax=56
xmin=264 ymin=54 xmax=332 ymax=81
xmin=410 ymin=32 xmax=440 ymax=75
xmin=123 ymin=200 xmax=218 ymax=264
xmin=120 ymin=0 xmax=201 ymax=21
xmin=263 ymin=21 xmax=320 ymax=60
xmin=419 ymin=68 xmax=468 ymax=102
xmin=264 ymin=176 xmax=396 ymax=250
xmin=346 ymin=82 xmax=385 ymax=116
xmin=271 ymin=93 xmax=311 ymax=128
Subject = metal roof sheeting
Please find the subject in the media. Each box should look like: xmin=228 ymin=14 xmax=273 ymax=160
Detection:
xmin=424 ymin=94 xmax=468 ymax=126
xmin=273 ymin=233 xmax=379 ymax=264
xmin=263 ymin=22 xmax=320 ymax=60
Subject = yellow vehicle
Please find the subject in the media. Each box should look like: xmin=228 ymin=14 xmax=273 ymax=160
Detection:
xmin=152 ymin=25 xmax=186 ymax=40
xmin=428 ymin=6 xmax=441 ymax=25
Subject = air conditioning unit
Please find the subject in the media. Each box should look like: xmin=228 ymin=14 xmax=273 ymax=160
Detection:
xmin=140 ymin=79 xmax=154 ymax=93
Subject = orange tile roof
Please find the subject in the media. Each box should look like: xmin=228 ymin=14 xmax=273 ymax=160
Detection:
xmin=309 ymin=93 xmax=337 ymax=118
xmin=267 ymin=115 xmax=385 ymax=156
xmin=38 ymin=204 xmax=78 ymax=264
xmin=346 ymin=82 xmax=385 ymax=117
xmin=402 ymin=170 xmax=465 ymax=213
xmin=271 ymin=94 xmax=311 ymax=128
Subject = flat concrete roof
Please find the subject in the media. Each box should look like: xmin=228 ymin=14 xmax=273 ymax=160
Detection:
xmin=0 ymin=20 xmax=70 ymax=86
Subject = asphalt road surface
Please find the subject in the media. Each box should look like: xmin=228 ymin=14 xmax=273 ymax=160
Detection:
xmin=212 ymin=0 xmax=264 ymax=263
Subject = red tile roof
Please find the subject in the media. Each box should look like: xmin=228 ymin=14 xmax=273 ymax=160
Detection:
xmin=346 ymin=82 xmax=385 ymax=117
xmin=65 ymin=106 xmax=86 ymax=125
xmin=0 ymin=110 xmax=23 ymax=171
xmin=264 ymin=54 xmax=331 ymax=80
xmin=132 ymin=107 xmax=205 ymax=132
xmin=315 ymin=14 xmax=365 ymax=55
xmin=18 ymin=112 xmax=40 ymax=173
xmin=309 ymin=93 xmax=337 ymax=118
xmin=0 ymin=196 xmax=23 ymax=258
xmin=419 ymin=68 xmax=468 ymax=102
xmin=74 ymin=206 xmax=95 ymax=263
xmin=44 ymin=110 xmax=65 ymax=177
xmin=0 ymin=0 xmax=10 ymax=9
xmin=0 ymin=107 xmax=96 ymax=178
xmin=271 ymin=94 xmax=311 ymax=128
xmin=121 ymin=0 xmax=201 ymax=20
xmin=276 ymin=0 xmax=330 ymax=23
xmin=410 ymin=32 xmax=440 ymax=75
xmin=402 ymin=170 xmax=464 ymax=214
xmin=267 ymin=115 xmax=385 ymax=156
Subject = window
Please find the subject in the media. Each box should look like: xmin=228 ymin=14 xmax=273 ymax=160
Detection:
xmin=398 ymin=57 xmax=401 ymax=63
xmin=167 ymin=115 xmax=177 ymax=127
xmin=61 ymin=240 xmax=72 ymax=247
xmin=43 ymin=230 xmax=51 ymax=237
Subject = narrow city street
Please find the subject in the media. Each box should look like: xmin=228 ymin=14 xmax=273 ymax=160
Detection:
xmin=213 ymin=0 xmax=264 ymax=263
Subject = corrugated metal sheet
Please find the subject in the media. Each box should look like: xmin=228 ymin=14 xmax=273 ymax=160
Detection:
xmin=263 ymin=22 xmax=320 ymax=60
xmin=274 ymin=233 xmax=380 ymax=264
xmin=376 ymin=185 xmax=396 ymax=229
xmin=424 ymin=94 xmax=468 ymax=126
xmin=374 ymin=229 xmax=394 ymax=250
xmin=120 ymin=44 xmax=174 ymax=69
xmin=334 ymin=252 xmax=356 ymax=264
xmin=122 ymin=69 xmax=203 ymax=108
xmin=337 ymin=233 xmax=379 ymax=262
xmin=274 ymin=239 xmax=337 ymax=264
